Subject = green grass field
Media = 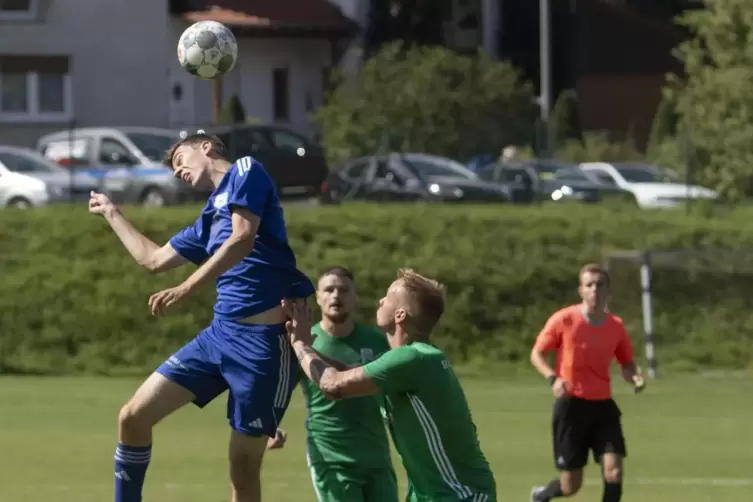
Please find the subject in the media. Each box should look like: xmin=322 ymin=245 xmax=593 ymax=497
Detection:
xmin=1 ymin=374 xmax=750 ymax=502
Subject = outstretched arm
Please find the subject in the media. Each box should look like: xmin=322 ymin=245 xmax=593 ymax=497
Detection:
xmin=93 ymin=193 xmax=188 ymax=273
xmin=292 ymin=341 xmax=379 ymax=400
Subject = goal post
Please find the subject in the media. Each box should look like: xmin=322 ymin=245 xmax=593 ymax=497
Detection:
xmin=604 ymin=251 xmax=657 ymax=379
xmin=604 ymin=248 xmax=753 ymax=379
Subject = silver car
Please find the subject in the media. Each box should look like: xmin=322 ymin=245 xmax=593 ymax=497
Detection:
xmin=0 ymin=146 xmax=100 ymax=208
xmin=37 ymin=127 xmax=203 ymax=206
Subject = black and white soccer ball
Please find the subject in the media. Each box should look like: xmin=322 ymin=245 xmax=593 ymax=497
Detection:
xmin=178 ymin=21 xmax=238 ymax=79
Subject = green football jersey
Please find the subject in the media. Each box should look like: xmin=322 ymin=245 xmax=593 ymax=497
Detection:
xmin=362 ymin=342 xmax=496 ymax=502
xmin=302 ymin=322 xmax=393 ymax=468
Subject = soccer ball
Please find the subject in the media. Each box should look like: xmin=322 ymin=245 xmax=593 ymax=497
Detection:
xmin=178 ymin=21 xmax=238 ymax=79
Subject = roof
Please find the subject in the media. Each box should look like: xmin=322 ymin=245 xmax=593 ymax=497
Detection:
xmin=37 ymin=127 xmax=182 ymax=145
xmin=179 ymin=1 xmax=355 ymax=37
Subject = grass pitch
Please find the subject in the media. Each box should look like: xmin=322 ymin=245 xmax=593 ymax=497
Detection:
xmin=0 ymin=373 xmax=750 ymax=501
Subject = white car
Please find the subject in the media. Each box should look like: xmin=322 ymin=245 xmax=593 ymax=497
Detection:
xmin=0 ymin=163 xmax=55 ymax=208
xmin=578 ymin=162 xmax=718 ymax=209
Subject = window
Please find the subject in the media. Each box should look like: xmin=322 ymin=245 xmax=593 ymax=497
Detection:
xmin=41 ymin=138 xmax=90 ymax=167
xmin=0 ymin=55 xmax=72 ymax=122
xmin=0 ymin=151 xmax=57 ymax=173
xmin=272 ymin=68 xmax=289 ymax=122
xmin=590 ymin=170 xmax=617 ymax=185
xmin=125 ymin=133 xmax=179 ymax=162
xmin=270 ymin=129 xmax=307 ymax=156
xmin=345 ymin=160 xmax=370 ymax=180
xmin=552 ymin=167 xmax=591 ymax=182
xmin=0 ymin=0 xmax=37 ymax=19
xmin=219 ymin=128 xmax=272 ymax=158
xmin=404 ymin=156 xmax=476 ymax=179
xmin=615 ymin=163 xmax=678 ymax=183
xmin=100 ymin=139 xmax=134 ymax=165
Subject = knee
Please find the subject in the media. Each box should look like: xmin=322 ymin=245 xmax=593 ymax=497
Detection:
xmin=118 ymin=401 xmax=151 ymax=434
xmin=560 ymin=472 xmax=583 ymax=496
xmin=603 ymin=465 xmax=622 ymax=483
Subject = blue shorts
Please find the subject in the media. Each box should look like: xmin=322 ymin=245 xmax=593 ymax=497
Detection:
xmin=156 ymin=319 xmax=297 ymax=437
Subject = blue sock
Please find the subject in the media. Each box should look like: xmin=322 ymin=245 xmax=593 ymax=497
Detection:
xmin=114 ymin=443 xmax=151 ymax=502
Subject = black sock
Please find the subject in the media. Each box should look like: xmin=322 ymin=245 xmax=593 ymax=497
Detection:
xmin=537 ymin=479 xmax=564 ymax=500
xmin=602 ymin=481 xmax=622 ymax=502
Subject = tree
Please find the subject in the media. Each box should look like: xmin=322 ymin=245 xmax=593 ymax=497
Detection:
xmin=549 ymin=89 xmax=583 ymax=150
xmin=314 ymin=42 xmax=537 ymax=164
xmin=668 ymin=0 xmax=753 ymax=198
xmin=218 ymin=94 xmax=246 ymax=125
xmin=646 ymin=94 xmax=678 ymax=156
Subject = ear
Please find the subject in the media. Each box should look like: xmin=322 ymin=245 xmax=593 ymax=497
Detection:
xmin=200 ymin=140 xmax=212 ymax=155
xmin=394 ymin=308 xmax=407 ymax=324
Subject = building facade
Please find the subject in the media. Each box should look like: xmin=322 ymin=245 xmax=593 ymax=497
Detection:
xmin=0 ymin=0 xmax=350 ymax=147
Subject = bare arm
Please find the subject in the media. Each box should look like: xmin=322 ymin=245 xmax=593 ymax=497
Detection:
xmin=180 ymin=208 xmax=258 ymax=293
xmin=292 ymin=341 xmax=379 ymax=400
xmin=105 ymin=208 xmax=188 ymax=273
xmin=530 ymin=348 xmax=556 ymax=379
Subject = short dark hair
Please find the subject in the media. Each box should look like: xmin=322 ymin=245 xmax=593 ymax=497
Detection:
xmin=162 ymin=133 xmax=229 ymax=168
xmin=319 ymin=266 xmax=354 ymax=282
xmin=579 ymin=263 xmax=610 ymax=287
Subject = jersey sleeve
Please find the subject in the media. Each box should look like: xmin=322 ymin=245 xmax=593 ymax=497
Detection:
xmin=227 ymin=157 xmax=273 ymax=218
xmin=361 ymin=346 xmax=422 ymax=394
xmin=614 ymin=323 xmax=635 ymax=364
xmin=533 ymin=312 xmax=563 ymax=352
xmin=168 ymin=218 xmax=208 ymax=265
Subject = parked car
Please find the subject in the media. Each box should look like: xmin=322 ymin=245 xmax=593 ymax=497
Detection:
xmin=37 ymin=127 xmax=200 ymax=206
xmin=197 ymin=124 xmax=328 ymax=196
xmin=579 ymin=162 xmax=718 ymax=209
xmin=0 ymin=146 xmax=99 ymax=206
xmin=479 ymin=159 xmax=630 ymax=204
xmin=320 ymin=153 xmax=512 ymax=204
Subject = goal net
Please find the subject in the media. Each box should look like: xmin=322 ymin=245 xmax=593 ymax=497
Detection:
xmin=604 ymin=249 xmax=753 ymax=378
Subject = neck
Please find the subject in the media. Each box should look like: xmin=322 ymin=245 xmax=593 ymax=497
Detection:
xmin=581 ymin=304 xmax=607 ymax=322
xmin=209 ymin=159 xmax=232 ymax=187
xmin=387 ymin=327 xmax=418 ymax=349
xmin=320 ymin=317 xmax=355 ymax=338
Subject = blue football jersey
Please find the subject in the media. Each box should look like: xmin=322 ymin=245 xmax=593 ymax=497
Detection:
xmin=169 ymin=156 xmax=314 ymax=320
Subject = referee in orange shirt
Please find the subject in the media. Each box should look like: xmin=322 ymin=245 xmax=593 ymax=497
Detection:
xmin=529 ymin=264 xmax=645 ymax=502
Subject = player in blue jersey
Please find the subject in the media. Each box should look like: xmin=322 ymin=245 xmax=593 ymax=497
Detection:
xmin=88 ymin=132 xmax=314 ymax=502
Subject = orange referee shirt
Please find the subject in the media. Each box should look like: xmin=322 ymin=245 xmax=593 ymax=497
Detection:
xmin=534 ymin=305 xmax=635 ymax=400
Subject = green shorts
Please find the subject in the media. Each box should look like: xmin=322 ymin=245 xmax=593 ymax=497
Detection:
xmin=308 ymin=463 xmax=399 ymax=502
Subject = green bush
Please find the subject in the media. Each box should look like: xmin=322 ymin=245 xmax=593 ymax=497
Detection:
xmin=550 ymin=89 xmax=583 ymax=150
xmin=1 ymin=203 xmax=752 ymax=375
xmin=314 ymin=42 xmax=537 ymax=164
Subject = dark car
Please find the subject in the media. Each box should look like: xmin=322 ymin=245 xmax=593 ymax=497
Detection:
xmin=198 ymin=124 xmax=328 ymax=196
xmin=479 ymin=159 xmax=628 ymax=203
xmin=320 ymin=153 xmax=512 ymax=204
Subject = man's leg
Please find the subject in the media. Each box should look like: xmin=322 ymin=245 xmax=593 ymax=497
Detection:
xmin=531 ymin=397 xmax=589 ymax=502
xmin=308 ymin=463 xmax=367 ymax=502
xmin=593 ymin=399 xmax=627 ymax=502
xmin=363 ymin=466 xmax=399 ymax=502
xmin=223 ymin=325 xmax=299 ymax=502
xmin=600 ymin=454 xmax=624 ymax=502
xmin=115 ymin=330 xmax=226 ymax=502
xmin=114 ymin=373 xmax=194 ymax=502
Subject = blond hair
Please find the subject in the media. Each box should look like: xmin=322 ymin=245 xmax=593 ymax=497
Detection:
xmin=397 ymin=268 xmax=446 ymax=336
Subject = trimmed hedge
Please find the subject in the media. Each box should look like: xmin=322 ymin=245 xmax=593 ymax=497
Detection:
xmin=1 ymin=203 xmax=752 ymax=375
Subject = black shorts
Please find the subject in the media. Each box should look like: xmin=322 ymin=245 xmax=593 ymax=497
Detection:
xmin=551 ymin=396 xmax=627 ymax=471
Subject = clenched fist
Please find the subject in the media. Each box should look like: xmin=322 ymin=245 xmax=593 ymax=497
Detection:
xmin=88 ymin=191 xmax=116 ymax=217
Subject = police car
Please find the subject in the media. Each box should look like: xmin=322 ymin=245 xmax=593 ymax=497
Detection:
xmin=37 ymin=127 xmax=205 ymax=206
